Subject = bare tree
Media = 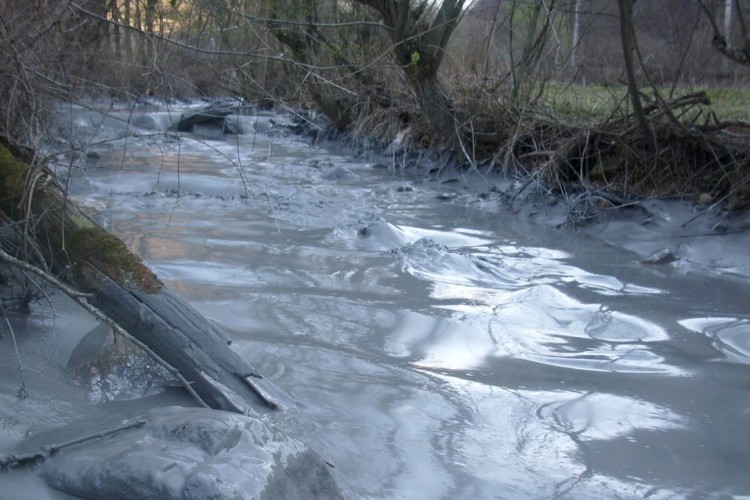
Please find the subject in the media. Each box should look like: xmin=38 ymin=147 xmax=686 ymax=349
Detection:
xmin=353 ymin=0 xmax=469 ymax=147
xmin=723 ymin=0 xmax=733 ymax=71
xmin=571 ymin=0 xmax=582 ymax=66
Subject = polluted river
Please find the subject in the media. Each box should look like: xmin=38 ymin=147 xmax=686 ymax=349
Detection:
xmin=0 ymin=102 xmax=749 ymax=499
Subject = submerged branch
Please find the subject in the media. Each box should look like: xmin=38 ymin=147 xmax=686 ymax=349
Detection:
xmin=0 ymin=418 xmax=147 ymax=469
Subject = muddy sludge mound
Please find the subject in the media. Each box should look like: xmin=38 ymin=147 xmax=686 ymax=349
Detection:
xmin=36 ymin=406 xmax=343 ymax=499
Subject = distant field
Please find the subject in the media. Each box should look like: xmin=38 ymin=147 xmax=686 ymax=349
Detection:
xmin=703 ymin=87 xmax=750 ymax=121
xmin=539 ymin=83 xmax=750 ymax=123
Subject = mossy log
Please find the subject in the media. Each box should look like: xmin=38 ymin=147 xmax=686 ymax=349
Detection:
xmin=0 ymin=144 xmax=286 ymax=414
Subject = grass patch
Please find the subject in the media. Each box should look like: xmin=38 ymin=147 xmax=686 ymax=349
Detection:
xmin=536 ymin=82 xmax=750 ymax=123
xmin=540 ymin=83 xmax=628 ymax=121
xmin=703 ymin=87 xmax=750 ymax=121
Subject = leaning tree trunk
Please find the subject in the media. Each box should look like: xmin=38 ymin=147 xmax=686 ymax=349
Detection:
xmin=0 ymin=144 xmax=286 ymax=415
xmin=698 ymin=0 xmax=750 ymax=67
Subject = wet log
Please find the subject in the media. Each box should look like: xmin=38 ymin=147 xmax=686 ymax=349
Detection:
xmin=0 ymin=144 xmax=286 ymax=414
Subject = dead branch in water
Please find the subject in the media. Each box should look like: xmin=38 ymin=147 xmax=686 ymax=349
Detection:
xmin=0 ymin=418 xmax=147 ymax=469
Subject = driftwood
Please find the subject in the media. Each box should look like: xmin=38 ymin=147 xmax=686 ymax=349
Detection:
xmin=0 ymin=144 xmax=287 ymax=414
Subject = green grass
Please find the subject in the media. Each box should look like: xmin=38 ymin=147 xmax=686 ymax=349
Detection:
xmin=540 ymin=83 xmax=628 ymax=120
xmin=536 ymin=82 xmax=750 ymax=123
xmin=703 ymin=87 xmax=750 ymax=121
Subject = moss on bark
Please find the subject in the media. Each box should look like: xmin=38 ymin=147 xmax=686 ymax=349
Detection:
xmin=1 ymin=144 xmax=162 ymax=294
xmin=67 ymin=227 xmax=162 ymax=294
xmin=0 ymin=144 xmax=30 ymax=214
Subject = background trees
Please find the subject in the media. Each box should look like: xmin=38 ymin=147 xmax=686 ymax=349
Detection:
xmin=1 ymin=1 xmax=749 ymax=166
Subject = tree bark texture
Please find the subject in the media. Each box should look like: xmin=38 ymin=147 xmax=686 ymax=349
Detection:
xmin=617 ymin=0 xmax=656 ymax=151
xmin=355 ymin=0 xmax=466 ymax=148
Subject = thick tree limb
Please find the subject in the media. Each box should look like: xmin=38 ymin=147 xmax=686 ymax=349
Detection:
xmin=617 ymin=0 xmax=656 ymax=151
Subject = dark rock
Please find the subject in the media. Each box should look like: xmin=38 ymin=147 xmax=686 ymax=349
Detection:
xmin=436 ymin=192 xmax=458 ymax=201
xmin=696 ymin=193 xmax=713 ymax=205
xmin=321 ymin=166 xmax=356 ymax=181
xmin=223 ymin=115 xmax=246 ymax=135
xmin=170 ymin=102 xmax=238 ymax=133
xmin=131 ymin=114 xmax=160 ymax=131
xmin=712 ymin=221 xmax=728 ymax=233
xmin=308 ymin=160 xmax=334 ymax=169
xmin=286 ymin=111 xmax=330 ymax=141
xmin=640 ymin=249 xmax=678 ymax=265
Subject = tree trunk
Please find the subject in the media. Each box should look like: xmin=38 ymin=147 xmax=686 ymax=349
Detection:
xmin=571 ymin=0 xmax=582 ymax=67
xmin=145 ymin=0 xmax=158 ymax=34
xmin=111 ymin=0 xmax=121 ymax=58
xmin=0 ymin=144 xmax=286 ymax=415
xmin=354 ymin=0 xmax=466 ymax=148
xmin=723 ymin=0 xmax=732 ymax=72
xmin=123 ymin=0 xmax=133 ymax=62
xmin=617 ymin=0 xmax=655 ymax=151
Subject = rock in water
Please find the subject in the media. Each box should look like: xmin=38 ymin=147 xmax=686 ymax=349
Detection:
xmin=170 ymin=103 xmax=236 ymax=132
xmin=41 ymin=407 xmax=343 ymax=499
xmin=640 ymin=248 xmax=678 ymax=265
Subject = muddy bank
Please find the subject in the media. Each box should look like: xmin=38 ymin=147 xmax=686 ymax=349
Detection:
xmin=290 ymin=107 xmax=750 ymax=280
xmin=456 ymin=176 xmax=750 ymax=279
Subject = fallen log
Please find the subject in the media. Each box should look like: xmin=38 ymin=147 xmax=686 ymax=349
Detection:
xmin=0 ymin=143 xmax=287 ymax=414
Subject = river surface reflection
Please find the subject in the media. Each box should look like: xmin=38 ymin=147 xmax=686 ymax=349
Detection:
xmin=61 ymin=104 xmax=750 ymax=499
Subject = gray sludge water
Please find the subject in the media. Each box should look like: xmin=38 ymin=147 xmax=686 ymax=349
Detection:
xmin=2 ymin=103 xmax=749 ymax=499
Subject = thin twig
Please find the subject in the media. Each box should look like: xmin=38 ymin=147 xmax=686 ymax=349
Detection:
xmin=0 ymin=304 xmax=27 ymax=399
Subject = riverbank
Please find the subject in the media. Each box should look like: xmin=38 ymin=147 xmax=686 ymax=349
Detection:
xmin=288 ymin=106 xmax=750 ymax=281
xmin=453 ymin=171 xmax=750 ymax=279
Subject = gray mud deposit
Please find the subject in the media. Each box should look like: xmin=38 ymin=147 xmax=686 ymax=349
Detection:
xmin=37 ymin=407 xmax=340 ymax=500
